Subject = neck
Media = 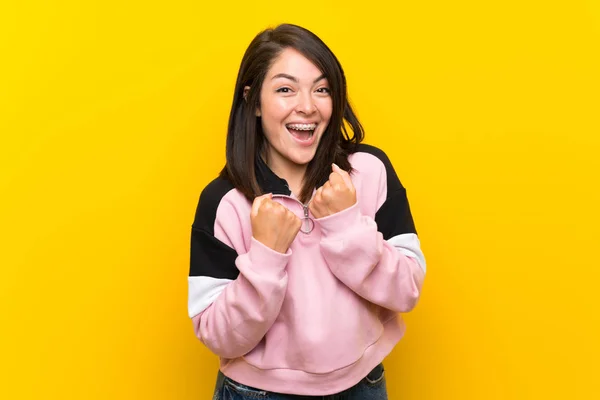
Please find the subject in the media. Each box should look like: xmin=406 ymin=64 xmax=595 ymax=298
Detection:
xmin=264 ymin=153 xmax=307 ymax=197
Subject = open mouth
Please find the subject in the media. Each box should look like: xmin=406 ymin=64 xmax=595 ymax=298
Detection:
xmin=285 ymin=123 xmax=317 ymax=142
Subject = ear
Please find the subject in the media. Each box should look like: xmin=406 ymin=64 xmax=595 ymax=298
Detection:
xmin=243 ymin=86 xmax=261 ymax=117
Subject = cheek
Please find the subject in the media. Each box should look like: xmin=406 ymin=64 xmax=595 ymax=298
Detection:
xmin=318 ymin=97 xmax=333 ymax=119
xmin=261 ymin=95 xmax=291 ymax=121
xmin=260 ymin=102 xmax=288 ymax=141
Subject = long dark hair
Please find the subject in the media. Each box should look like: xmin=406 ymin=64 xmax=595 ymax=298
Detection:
xmin=220 ymin=23 xmax=364 ymax=203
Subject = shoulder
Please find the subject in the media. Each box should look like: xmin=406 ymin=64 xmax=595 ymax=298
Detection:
xmin=349 ymin=143 xmax=404 ymax=194
xmin=192 ymin=176 xmax=236 ymax=234
xmin=352 ymin=143 xmax=390 ymax=164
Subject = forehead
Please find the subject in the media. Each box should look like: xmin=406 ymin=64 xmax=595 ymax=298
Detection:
xmin=266 ymin=48 xmax=324 ymax=80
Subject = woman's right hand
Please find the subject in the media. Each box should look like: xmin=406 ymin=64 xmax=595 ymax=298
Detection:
xmin=251 ymin=194 xmax=302 ymax=254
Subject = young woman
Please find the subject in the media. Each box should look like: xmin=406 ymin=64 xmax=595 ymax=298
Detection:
xmin=188 ymin=23 xmax=426 ymax=399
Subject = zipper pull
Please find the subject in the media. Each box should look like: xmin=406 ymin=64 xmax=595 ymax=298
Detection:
xmin=301 ymin=204 xmax=314 ymax=234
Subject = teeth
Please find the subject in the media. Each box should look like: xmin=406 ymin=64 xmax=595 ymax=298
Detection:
xmin=286 ymin=123 xmax=317 ymax=131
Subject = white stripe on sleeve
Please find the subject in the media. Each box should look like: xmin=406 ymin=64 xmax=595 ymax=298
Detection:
xmin=387 ymin=233 xmax=427 ymax=273
xmin=188 ymin=276 xmax=232 ymax=318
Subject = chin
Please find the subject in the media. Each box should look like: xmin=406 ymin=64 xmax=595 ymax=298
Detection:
xmin=288 ymin=151 xmax=317 ymax=166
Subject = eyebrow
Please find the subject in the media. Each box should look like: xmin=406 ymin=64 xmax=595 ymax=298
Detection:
xmin=271 ymin=73 xmax=327 ymax=84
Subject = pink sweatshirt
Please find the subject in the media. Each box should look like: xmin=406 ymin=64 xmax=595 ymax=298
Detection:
xmin=188 ymin=144 xmax=426 ymax=395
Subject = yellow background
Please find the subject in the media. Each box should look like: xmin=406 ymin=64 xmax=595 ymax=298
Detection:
xmin=1 ymin=0 xmax=599 ymax=398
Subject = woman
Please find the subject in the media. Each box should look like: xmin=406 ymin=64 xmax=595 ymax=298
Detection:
xmin=188 ymin=23 xmax=426 ymax=399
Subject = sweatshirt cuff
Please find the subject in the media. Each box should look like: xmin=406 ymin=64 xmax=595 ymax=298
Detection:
xmin=248 ymin=237 xmax=292 ymax=275
xmin=316 ymin=202 xmax=362 ymax=238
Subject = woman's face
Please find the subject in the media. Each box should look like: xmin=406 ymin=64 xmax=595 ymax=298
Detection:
xmin=256 ymin=47 xmax=333 ymax=175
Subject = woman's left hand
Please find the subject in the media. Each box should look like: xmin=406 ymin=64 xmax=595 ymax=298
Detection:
xmin=309 ymin=163 xmax=357 ymax=219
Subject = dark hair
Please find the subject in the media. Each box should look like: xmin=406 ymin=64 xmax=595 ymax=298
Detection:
xmin=220 ymin=23 xmax=364 ymax=203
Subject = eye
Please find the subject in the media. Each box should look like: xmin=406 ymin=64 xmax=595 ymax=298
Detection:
xmin=316 ymin=87 xmax=331 ymax=94
xmin=276 ymin=87 xmax=293 ymax=93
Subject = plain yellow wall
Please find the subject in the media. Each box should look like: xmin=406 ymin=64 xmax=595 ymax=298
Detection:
xmin=1 ymin=1 xmax=599 ymax=399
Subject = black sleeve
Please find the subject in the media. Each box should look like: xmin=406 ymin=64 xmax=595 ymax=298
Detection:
xmin=355 ymin=144 xmax=418 ymax=239
xmin=189 ymin=177 xmax=240 ymax=280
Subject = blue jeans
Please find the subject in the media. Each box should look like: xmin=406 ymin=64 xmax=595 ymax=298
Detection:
xmin=212 ymin=364 xmax=388 ymax=400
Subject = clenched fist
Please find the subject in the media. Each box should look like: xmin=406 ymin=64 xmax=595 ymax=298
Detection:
xmin=251 ymin=194 xmax=302 ymax=254
xmin=309 ymin=164 xmax=357 ymax=219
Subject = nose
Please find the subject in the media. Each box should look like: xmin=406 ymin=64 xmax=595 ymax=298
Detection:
xmin=295 ymin=91 xmax=317 ymax=115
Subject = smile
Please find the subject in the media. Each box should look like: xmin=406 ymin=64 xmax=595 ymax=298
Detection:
xmin=285 ymin=123 xmax=318 ymax=145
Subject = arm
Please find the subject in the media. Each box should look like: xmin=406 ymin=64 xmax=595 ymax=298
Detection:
xmin=187 ymin=183 xmax=290 ymax=359
xmin=315 ymin=150 xmax=426 ymax=313
xmin=190 ymin=233 xmax=290 ymax=359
